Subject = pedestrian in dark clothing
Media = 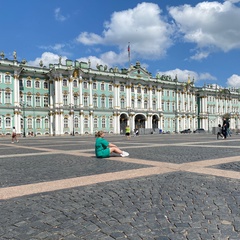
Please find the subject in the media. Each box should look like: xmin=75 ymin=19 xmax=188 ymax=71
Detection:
xmin=222 ymin=118 xmax=227 ymax=139
xmin=217 ymin=124 xmax=224 ymax=139
xmin=226 ymin=120 xmax=231 ymax=137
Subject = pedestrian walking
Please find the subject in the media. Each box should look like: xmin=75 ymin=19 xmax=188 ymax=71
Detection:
xmin=217 ymin=124 xmax=224 ymax=139
xmin=226 ymin=119 xmax=231 ymax=137
xmin=222 ymin=118 xmax=227 ymax=139
xmin=95 ymin=131 xmax=129 ymax=158
xmin=11 ymin=126 xmax=19 ymax=143
xmin=125 ymin=125 xmax=131 ymax=139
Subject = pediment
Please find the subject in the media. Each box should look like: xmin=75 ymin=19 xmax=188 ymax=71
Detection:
xmin=127 ymin=62 xmax=151 ymax=80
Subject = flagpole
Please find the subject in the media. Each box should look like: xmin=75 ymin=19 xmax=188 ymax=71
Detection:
xmin=128 ymin=42 xmax=131 ymax=67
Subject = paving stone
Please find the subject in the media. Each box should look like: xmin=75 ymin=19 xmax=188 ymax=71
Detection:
xmin=0 ymin=135 xmax=240 ymax=239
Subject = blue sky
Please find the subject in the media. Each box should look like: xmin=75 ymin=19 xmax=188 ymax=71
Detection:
xmin=1 ymin=0 xmax=240 ymax=87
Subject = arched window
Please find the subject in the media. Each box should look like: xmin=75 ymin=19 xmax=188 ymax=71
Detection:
xmin=83 ymin=96 xmax=88 ymax=107
xmin=63 ymin=95 xmax=68 ymax=106
xmin=5 ymin=75 xmax=10 ymax=83
xmin=36 ymin=118 xmax=41 ymax=128
xmin=120 ymin=85 xmax=124 ymax=92
xmin=44 ymin=82 xmax=48 ymax=89
xmin=94 ymin=117 xmax=98 ymax=128
xmin=5 ymin=92 xmax=11 ymax=104
xmin=63 ymin=79 xmax=67 ymax=87
xmin=93 ymin=82 xmax=97 ymax=89
xmin=144 ymin=100 xmax=148 ymax=109
xmin=35 ymin=81 xmax=40 ymax=88
xmin=27 ymin=80 xmax=31 ymax=87
xmin=73 ymin=80 xmax=78 ymax=87
xmin=153 ymin=100 xmax=156 ymax=110
xmin=109 ymin=117 xmax=113 ymax=128
xmin=137 ymin=99 xmax=141 ymax=108
xmin=121 ymin=98 xmax=125 ymax=108
xmin=93 ymin=97 xmax=97 ymax=108
xmin=101 ymin=97 xmax=105 ymax=108
xmin=84 ymin=117 xmax=89 ymax=128
xmin=64 ymin=117 xmax=68 ymax=128
xmin=102 ymin=118 xmax=106 ymax=128
xmin=6 ymin=117 xmax=11 ymax=127
xmin=131 ymin=99 xmax=135 ymax=108
xmin=28 ymin=118 xmax=32 ymax=129
xmin=137 ymin=86 xmax=141 ymax=94
xmin=45 ymin=118 xmax=49 ymax=129
xmin=101 ymin=83 xmax=105 ymax=90
xmin=74 ymin=117 xmax=78 ymax=128
xmin=109 ymin=98 xmax=113 ymax=108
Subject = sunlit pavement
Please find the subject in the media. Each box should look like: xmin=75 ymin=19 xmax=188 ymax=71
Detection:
xmin=0 ymin=133 xmax=239 ymax=239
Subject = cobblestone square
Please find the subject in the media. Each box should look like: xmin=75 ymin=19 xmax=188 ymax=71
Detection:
xmin=0 ymin=134 xmax=240 ymax=240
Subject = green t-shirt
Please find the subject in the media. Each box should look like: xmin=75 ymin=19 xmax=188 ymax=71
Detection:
xmin=95 ymin=137 xmax=110 ymax=158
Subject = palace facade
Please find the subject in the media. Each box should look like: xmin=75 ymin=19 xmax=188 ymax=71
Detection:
xmin=0 ymin=51 xmax=240 ymax=136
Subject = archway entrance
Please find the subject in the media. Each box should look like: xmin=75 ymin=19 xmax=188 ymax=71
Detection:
xmin=120 ymin=113 xmax=128 ymax=134
xmin=135 ymin=114 xmax=146 ymax=130
xmin=152 ymin=115 xmax=159 ymax=130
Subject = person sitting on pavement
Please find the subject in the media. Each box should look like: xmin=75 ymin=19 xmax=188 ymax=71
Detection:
xmin=95 ymin=131 xmax=129 ymax=158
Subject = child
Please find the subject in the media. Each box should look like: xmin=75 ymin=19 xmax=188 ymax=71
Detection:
xmin=95 ymin=131 xmax=129 ymax=158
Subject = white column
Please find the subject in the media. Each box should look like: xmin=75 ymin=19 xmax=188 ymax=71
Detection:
xmin=79 ymin=79 xmax=83 ymax=107
xmin=176 ymin=116 xmax=179 ymax=132
xmin=141 ymin=87 xmax=144 ymax=109
xmin=158 ymin=88 xmax=162 ymax=111
xmin=192 ymin=93 xmax=195 ymax=113
xmin=89 ymin=78 xmax=93 ymax=107
xmin=149 ymin=86 xmax=152 ymax=110
xmin=114 ymin=84 xmax=120 ymax=109
xmin=126 ymin=85 xmax=131 ymax=108
xmin=116 ymin=113 xmax=120 ymax=134
xmin=176 ymin=91 xmax=179 ymax=111
xmin=80 ymin=110 xmax=84 ymax=134
xmin=59 ymin=76 xmax=63 ymax=107
xmin=90 ymin=111 xmax=93 ymax=134
xmin=134 ymin=87 xmax=137 ymax=108
xmin=69 ymin=76 xmax=73 ymax=103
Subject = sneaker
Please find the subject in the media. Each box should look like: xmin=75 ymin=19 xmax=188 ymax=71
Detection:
xmin=120 ymin=151 xmax=129 ymax=157
xmin=11 ymin=142 xmax=14 ymax=143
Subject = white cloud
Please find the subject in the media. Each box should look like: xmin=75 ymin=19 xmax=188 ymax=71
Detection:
xmin=76 ymin=2 xmax=174 ymax=61
xmin=225 ymin=0 xmax=240 ymax=3
xmin=168 ymin=1 xmax=240 ymax=59
xmin=157 ymin=68 xmax=216 ymax=83
xmin=76 ymin=32 xmax=104 ymax=45
xmin=190 ymin=51 xmax=210 ymax=60
xmin=227 ymin=74 xmax=240 ymax=87
xmin=54 ymin=8 xmax=67 ymax=22
xmin=28 ymin=52 xmax=67 ymax=67
xmin=38 ymin=43 xmax=71 ymax=57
